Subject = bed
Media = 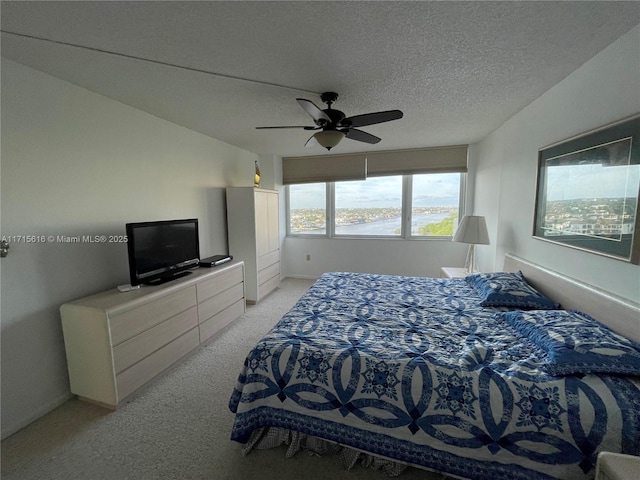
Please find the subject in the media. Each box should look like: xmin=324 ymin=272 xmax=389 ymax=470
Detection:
xmin=228 ymin=254 xmax=640 ymax=479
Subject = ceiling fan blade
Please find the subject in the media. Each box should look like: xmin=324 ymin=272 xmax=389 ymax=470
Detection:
xmin=340 ymin=110 xmax=403 ymax=128
xmin=255 ymin=125 xmax=319 ymax=130
xmin=344 ymin=128 xmax=381 ymax=144
xmin=297 ymin=98 xmax=331 ymax=125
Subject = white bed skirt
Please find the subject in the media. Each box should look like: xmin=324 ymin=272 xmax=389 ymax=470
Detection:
xmin=243 ymin=427 xmax=411 ymax=477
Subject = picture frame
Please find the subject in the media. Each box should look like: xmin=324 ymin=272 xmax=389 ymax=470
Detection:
xmin=533 ymin=115 xmax=640 ymax=264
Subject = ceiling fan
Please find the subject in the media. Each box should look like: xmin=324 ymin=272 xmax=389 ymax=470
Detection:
xmin=256 ymin=92 xmax=403 ymax=151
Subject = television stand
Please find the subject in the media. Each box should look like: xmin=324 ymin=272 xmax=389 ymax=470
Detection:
xmin=144 ymin=270 xmax=193 ymax=286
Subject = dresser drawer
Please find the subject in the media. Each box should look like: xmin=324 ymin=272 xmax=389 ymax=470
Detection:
xmin=116 ymin=327 xmax=199 ymax=401
xmin=112 ymin=306 xmax=198 ymax=374
xmin=196 ymin=264 xmax=243 ymax=303
xmin=258 ymin=274 xmax=280 ymax=300
xmin=258 ymin=261 xmax=280 ymax=286
xmin=109 ymin=287 xmax=197 ymax=346
xmin=199 ymin=298 xmax=245 ymax=343
xmin=257 ymin=250 xmax=279 ymax=271
xmin=198 ymin=283 xmax=244 ymax=322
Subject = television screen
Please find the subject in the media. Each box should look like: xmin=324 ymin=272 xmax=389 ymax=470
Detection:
xmin=126 ymin=219 xmax=200 ymax=286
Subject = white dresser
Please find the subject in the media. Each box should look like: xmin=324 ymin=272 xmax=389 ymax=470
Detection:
xmin=60 ymin=261 xmax=245 ymax=408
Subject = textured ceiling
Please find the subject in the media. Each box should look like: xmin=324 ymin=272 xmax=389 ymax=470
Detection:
xmin=2 ymin=1 xmax=640 ymax=157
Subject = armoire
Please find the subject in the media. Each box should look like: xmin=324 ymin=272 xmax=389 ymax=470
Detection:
xmin=226 ymin=187 xmax=280 ymax=303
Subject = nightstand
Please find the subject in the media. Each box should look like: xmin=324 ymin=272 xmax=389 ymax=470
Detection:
xmin=440 ymin=267 xmax=471 ymax=278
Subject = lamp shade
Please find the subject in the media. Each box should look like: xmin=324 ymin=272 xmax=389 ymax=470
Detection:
xmin=314 ymin=130 xmax=345 ymax=150
xmin=453 ymin=215 xmax=490 ymax=245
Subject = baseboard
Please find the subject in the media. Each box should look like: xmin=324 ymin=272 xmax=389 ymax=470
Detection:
xmin=1 ymin=391 xmax=73 ymax=440
xmin=282 ymin=274 xmax=318 ymax=280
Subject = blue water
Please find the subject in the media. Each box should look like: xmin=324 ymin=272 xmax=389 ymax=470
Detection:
xmin=334 ymin=213 xmax=449 ymax=236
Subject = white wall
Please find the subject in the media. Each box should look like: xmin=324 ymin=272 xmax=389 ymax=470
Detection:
xmin=473 ymin=25 xmax=640 ymax=302
xmin=284 ymin=237 xmax=469 ymax=279
xmin=0 ymin=59 xmax=258 ymax=438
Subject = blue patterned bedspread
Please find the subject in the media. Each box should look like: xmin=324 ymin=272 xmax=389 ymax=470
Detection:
xmin=229 ymin=272 xmax=640 ymax=479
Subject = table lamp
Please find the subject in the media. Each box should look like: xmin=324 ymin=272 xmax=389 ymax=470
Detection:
xmin=452 ymin=215 xmax=490 ymax=273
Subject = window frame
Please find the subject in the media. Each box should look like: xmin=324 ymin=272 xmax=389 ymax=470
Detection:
xmin=286 ymin=173 xmax=466 ymax=239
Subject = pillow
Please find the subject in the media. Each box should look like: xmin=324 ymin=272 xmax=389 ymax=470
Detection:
xmin=501 ymin=309 xmax=640 ymax=376
xmin=465 ymin=271 xmax=560 ymax=309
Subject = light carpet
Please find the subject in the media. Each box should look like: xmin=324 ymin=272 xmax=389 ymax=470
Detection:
xmin=1 ymin=278 xmax=450 ymax=480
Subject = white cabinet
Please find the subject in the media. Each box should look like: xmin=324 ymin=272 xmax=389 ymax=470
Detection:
xmin=60 ymin=261 xmax=245 ymax=408
xmin=226 ymin=187 xmax=280 ymax=303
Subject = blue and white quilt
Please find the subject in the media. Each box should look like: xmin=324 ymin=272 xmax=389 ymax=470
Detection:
xmin=229 ymin=272 xmax=640 ymax=479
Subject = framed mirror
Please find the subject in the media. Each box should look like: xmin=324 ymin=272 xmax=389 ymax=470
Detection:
xmin=534 ymin=115 xmax=640 ymax=264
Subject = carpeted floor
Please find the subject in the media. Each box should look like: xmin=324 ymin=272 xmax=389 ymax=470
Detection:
xmin=1 ymin=278 xmax=450 ymax=480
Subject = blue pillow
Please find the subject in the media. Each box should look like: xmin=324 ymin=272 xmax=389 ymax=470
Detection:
xmin=465 ymin=271 xmax=560 ymax=309
xmin=501 ymin=309 xmax=640 ymax=376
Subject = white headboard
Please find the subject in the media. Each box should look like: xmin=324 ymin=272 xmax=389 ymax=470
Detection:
xmin=503 ymin=253 xmax=640 ymax=343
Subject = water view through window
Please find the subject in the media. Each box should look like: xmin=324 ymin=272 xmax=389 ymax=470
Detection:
xmin=289 ymin=183 xmax=326 ymax=234
xmin=335 ymin=176 xmax=403 ymax=235
xmin=411 ymin=173 xmax=461 ymax=236
xmin=289 ymin=173 xmax=461 ymax=236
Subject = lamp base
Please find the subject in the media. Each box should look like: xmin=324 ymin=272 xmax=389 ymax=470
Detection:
xmin=464 ymin=244 xmax=477 ymax=274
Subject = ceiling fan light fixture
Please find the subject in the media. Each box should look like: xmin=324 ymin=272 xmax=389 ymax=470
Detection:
xmin=314 ymin=130 xmax=345 ymax=150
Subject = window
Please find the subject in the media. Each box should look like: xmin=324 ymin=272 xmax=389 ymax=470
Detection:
xmin=335 ymin=176 xmax=403 ymax=236
xmin=411 ymin=173 xmax=461 ymax=237
xmin=288 ymin=183 xmax=326 ymax=234
xmin=287 ymin=173 xmax=464 ymax=238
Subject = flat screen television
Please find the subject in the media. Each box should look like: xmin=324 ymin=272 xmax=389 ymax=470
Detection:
xmin=126 ymin=219 xmax=200 ymax=286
